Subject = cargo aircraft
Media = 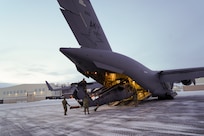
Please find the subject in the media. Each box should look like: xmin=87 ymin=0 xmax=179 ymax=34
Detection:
xmin=56 ymin=0 xmax=204 ymax=106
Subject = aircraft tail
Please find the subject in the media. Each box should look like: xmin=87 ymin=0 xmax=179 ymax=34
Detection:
xmin=57 ymin=0 xmax=112 ymax=50
xmin=45 ymin=81 xmax=54 ymax=91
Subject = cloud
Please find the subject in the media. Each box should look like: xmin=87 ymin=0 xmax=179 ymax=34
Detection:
xmin=0 ymin=55 xmax=78 ymax=84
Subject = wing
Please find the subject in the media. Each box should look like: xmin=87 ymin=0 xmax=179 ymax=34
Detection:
xmin=158 ymin=67 xmax=204 ymax=83
xmin=57 ymin=0 xmax=112 ymax=51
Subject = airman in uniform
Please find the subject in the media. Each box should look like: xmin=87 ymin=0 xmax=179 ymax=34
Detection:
xmin=62 ymin=97 xmax=70 ymax=115
xmin=83 ymin=95 xmax=89 ymax=115
xmin=79 ymin=78 xmax=87 ymax=92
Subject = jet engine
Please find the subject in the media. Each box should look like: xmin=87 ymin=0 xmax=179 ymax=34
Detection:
xmin=181 ymin=80 xmax=193 ymax=86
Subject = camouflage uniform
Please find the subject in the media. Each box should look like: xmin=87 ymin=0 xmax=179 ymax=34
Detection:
xmin=62 ymin=98 xmax=69 ymax=115
xmin=83 ymin=96 xmax=89 ymax=114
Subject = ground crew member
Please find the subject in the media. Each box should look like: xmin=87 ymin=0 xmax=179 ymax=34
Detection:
xmin=62 ymin=97 xmax=70 ymax=115
xmin=80 ymin=78 xmax=87 ymax=93
xmin=83 ymin=95 xmax=89 ymax=115
xmin=133 ymin=91 xmax=138 ymax=106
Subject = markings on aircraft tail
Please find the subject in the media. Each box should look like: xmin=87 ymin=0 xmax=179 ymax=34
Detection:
xmin=79 ymin=0 xmax=86 ymax=7
xmin=80 ymin=13 xmax=88 ymax=27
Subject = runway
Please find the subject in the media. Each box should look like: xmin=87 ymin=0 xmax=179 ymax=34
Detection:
xmin=0 ymin=91 xmax=204 ymax=136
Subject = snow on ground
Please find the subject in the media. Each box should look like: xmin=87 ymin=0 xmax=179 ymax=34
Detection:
xmin=0 ymin=91 xmax=204 ymax=136
xmin=177 ymin=90 xmax=204 ymax=96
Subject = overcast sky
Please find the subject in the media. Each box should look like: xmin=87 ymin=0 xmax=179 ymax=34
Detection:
xmin=0 ymin=0 xmax=204 ymax=87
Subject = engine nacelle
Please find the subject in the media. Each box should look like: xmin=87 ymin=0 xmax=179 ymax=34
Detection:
xmin=181 ymin=80 xmax=192 ymax=86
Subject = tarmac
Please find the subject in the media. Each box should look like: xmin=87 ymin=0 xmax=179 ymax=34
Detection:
xmin=0 ymin=91 xmax=204 ymax=136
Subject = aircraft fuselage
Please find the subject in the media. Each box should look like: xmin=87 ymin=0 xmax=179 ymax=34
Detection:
xmin=60 ymin=47 xmax=172 ymax=98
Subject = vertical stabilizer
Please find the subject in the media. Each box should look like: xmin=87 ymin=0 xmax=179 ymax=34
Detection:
xmin=57 ymin=0 xmax=112 ymax=50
